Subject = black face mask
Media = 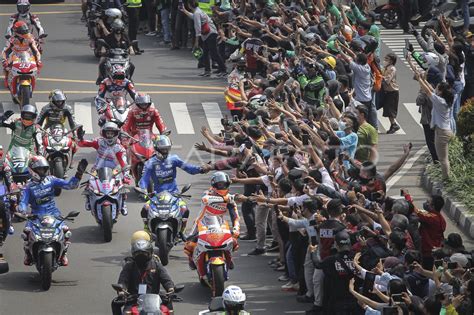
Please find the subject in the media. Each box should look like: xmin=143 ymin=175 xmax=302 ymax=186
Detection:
xmin=134 ymin=254 xmax=150 ymax=269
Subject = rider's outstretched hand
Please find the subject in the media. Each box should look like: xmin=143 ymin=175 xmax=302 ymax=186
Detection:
xmin=77 ymin=159 xmax=88 ymax=175
xmin=76 ymin=126 xmax=85 ymax=141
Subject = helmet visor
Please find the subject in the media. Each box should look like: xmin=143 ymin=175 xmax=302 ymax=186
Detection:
xmin=104 ymin=130 xmax=118 ymax=139
xmin=21 ymin=112 xmax=36 ymax=120
xmin=214 ymin=181 xmax=230 ymax=190
xmin=113 ymin=73 xmax=125 ymax=80
xmin=16 ymin=26 xmax=29 ymax=35
xmin=52 ymin=100 xmax=65 ymax=109
xmin=35 ymin=166 xmax=49 ymax=178
xmin=17 ymin=5 xmax=29 ymax=14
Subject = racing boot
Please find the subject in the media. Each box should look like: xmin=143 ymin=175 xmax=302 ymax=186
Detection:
xmin=121 ymin=196 xmax=128 ymax=216
xmin=22 ymin=239 xmax=32 ymax=266
xmin=177 ymin=219 xmax=188 ymax=242
xmin=85 ymin=196 xmax=91 ymax=211
xmin=184 ymin=241 xmax=197 ymax=270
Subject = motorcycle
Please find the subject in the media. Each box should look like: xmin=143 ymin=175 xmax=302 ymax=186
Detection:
xmin=137 ymin=185 xmax=191 ymax=266
xmin=15 ymin=211 xmax=80 ymax=290
xmin=97 ymin=95 xmax=131 ymax=128
xmin=125 ymin=129 xmax=156 ymax=190
xmin=41 ymin=124 xmax=81 ymax=196
xmin=111 ymin=283 xmax=184 ymax=315
xmin=5 ymin=51 xmax=39 ymax=107
xmin=96 ymin=38 xmax=135 ymax=80
xmin=0 ymin=189 xmax=19 ymax=275
xmin=421 ymin=1 xmax=474 ymax=39
xmin=192 ymin=215 xmax=235 ymax=297
xmin=81 ymin=167 xmax=128 ymax=242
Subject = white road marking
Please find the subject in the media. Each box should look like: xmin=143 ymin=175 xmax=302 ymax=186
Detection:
xmin=386 ymin=146 xmax=427 ymax=191
xmin=202 ymin=102 xmax=223 ymax=134
xmin=170 ymin=102 xmax=195 ymax=134
xmin=35 ymin=102 xmax=49 ymax=113
xmin=377 ymin=109 xmax=406 ymax=135
xmin=74 ymin=102 xmax=94 ymax=134
xmin=403 ymin=102 xmax=422 ymax=127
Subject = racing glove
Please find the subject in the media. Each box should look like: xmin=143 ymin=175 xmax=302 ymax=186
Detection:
xmin=75 ymin=159 xmax=89 ymax=179
xmin=0 ymin=110 xmax=14 ymax=123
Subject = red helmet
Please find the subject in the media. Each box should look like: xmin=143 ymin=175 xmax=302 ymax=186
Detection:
xmin=14 ymin=21 xmax=29 ymax=38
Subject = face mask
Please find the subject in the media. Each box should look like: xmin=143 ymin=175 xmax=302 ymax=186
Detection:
xmin=21 ymin=119 xmax=34 ymax=127
xmin=134 ymin=254 xmax=150 ymax=269
xmin=338 ymin=121 xmax=346 ymax=131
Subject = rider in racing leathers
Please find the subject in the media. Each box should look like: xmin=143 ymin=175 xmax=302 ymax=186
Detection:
xmin=0 ymin=105 xmax=43 ymax=153
xmin=138 ymin=135 xmax=211 ymax=236
xmin=76 ymin=122 xmax=131 ymax=215
xmin=95 ymin=65 xmax=137 ymax=114
xmin=2 ymin=21 xmax=42 ymax=89
xmin=184 ymin=172 xmax=241 ymax=271
xmin=36 ymin=89 xmax=78 ymax=164
xmin=19 ymin=156 xmax=88 ymax=266
xmin=5 ymin=0 xmax=45 ymax=39
xmin=122 ymin=94 xmax=167 ymax=137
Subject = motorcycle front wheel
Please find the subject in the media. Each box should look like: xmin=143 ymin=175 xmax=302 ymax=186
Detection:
xmin=52 ymin=158 xmax=65 ymax=196
xmin=101 ymin=205 xmax=113 ymax=242
xmin=40 ymin=251 xmax=53 ymax=291
xmin=211 ymin=264 xmax=225 ymax=297
xmin=380 ymin=9 xmax=399 ymax=29
xmin=156 ymin=228 xmax=170 ymax=266
xmin=18 ymin=84 xmax=30 ymax=108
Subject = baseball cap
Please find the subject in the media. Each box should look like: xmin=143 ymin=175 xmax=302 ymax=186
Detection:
xmin=335 ymin=230 xmax=351 ymax=247
xmin=465 ymin=31 xmax=473 ymax=38
xmin=450 ymin=253 xmax=469 ymax=268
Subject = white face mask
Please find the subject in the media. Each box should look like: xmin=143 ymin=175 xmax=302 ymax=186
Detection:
xmin=383 ymin=60 xmax=390 ymax=67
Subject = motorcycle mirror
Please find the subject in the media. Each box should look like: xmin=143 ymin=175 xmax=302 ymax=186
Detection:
xmin=111 ymin=283 xmax=125 ymax=292
xmin=5 ymin=35 xmax=11 ymax=40
xmin=66 ymin=211 xmax=80 ymax=218
xmin=39 ymin=34 xmax=48 ymax=39
xmin=162 ymin=130 xmax=172 ymax=136
xmin=174 ymin=284 xmax=185 ymax=293
xmin=180 ymin=184 xmax=191 ymax=194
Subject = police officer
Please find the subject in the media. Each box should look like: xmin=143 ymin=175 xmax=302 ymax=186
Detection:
xmin=125 ymin=0 xmax=144 ymax=54
xmin=112 ymin=231 xmax=175 ymax=315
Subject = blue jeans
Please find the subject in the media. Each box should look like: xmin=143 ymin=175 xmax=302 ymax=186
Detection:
xmin=160 ymin=8 xmax=171 ymax=42
xmin=451 ymin=80 xmax=464 ymax=134
xmin=285 ymin=243 xmax=297 ymax=282
xmin=461 ymin=0 xmax=470 ymax=31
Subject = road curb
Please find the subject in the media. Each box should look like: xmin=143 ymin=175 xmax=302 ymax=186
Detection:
xmin=421 ymin=170 xmax=474 ymax=238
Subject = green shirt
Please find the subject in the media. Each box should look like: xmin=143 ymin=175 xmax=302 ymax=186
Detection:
xmin=8 ymin=119 xmax=38 ymax=152
xmin=355 ymin=122 xmax=378 ymax=162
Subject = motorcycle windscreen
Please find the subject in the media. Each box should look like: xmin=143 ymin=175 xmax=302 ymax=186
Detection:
xmin=97 ymin=167 xmax=114 ymax=181
xmin=138 ymin=129 xmax=153 ymax=148
xmin=200 ymin=215 xmax=225 ymax=231
xmin=137 ymin=294 xmax=163 ymax=313
xmin=9 ymin=146 xmax=30 ymax=171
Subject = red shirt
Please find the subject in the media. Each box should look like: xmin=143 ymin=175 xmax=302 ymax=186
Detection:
xmin=416 ymin=210 xmax=446 ymax=257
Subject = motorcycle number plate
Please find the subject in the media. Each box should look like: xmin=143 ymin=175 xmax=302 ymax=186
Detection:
xmin=138 ymin=284 xmax=147 ymax=295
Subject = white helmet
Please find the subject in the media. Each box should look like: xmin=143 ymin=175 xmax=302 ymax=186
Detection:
xmin=104 ymin=8 xmax=122 ymax=24
xmin=28 ymin=155 xmax=50 ymax=181
xmin=421 ymin=52 xmax=440 ymax=69
xmin=222 ymin=285 xmax=246 ymax=311
xmin=101 ymin=121 xmax=120 ymax=145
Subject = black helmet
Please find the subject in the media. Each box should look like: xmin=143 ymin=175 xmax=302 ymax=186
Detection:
xmin=49 ymin=89 xmax=66 ymax=111
xmin=135 ymin=94 xmax=152 ymax=110
xmin=17 ymin=0 xmax=30 ymax=15
xmin=110 ymin=19 xmax=125 ymax=34
xmin=131 ymin=238 xmax=153 ymax=268
xmin=153 ymin=135 xmax=172 ymax=159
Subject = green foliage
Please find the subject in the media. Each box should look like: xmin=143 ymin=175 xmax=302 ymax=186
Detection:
xmin=457 ymin=98 xmax=474 ymax=139
xmin=426 ymin=137 xmax=474 ymax=212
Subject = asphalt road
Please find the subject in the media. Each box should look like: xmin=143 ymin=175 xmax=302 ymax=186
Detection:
xmin=0 ymin=2 xmax=472 ymax=315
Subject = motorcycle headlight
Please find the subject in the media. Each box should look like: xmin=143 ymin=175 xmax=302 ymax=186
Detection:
xmin=61 ymin=147 xmax=70 ymax=152
xmin=64 ymin=231 xmax=72 ymax=238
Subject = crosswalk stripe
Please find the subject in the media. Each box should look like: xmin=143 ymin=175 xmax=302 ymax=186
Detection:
xmin=36 ymin=102 xmax=49 ymax=113
xmin=169 ymin=102 xmax=195 ymax=134
xmin=403 ymin=103 xmax=422 ymax=128
xmin=377 ymin=109 xmax=406 ymax=135
xmin=74 ymin=102 xmax=94 ymax=134
xmin=202 ymin=102 xmax=223 ymax=134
